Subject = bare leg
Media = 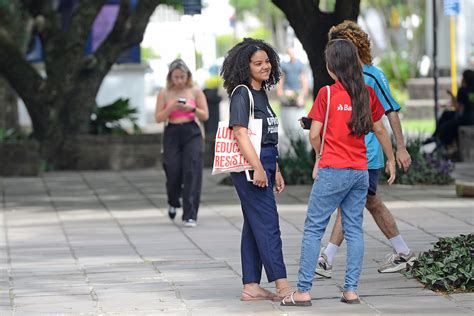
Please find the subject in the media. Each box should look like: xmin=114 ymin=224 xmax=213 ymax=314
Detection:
xmin=328 ymin=208 xmax=344 ymax=246
xmin=365 ymin=194 xmax=399 ymax=239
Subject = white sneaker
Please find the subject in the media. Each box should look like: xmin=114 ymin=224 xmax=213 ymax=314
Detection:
xmin=168 ymin=206 xmax=177 ymax=220
xmin=184 ymin=219 xmax=197 ymax=228
xmin=378 ymin=250 xmax=417 ymax=273
xmin=315 ymin=248 xmax=332 ymax=278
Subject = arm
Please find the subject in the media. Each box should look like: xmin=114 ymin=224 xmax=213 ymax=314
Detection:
xmin=155 ymin=90 xmax=176 ymax=123
xmin=275 ymin=162 xmax=285 ymax=193
xmin=194 ymin=88 xmax=209 ymax=121
xmin=387 ymin=112 xmax=411 ymax=171
xmin=277 ymin=73 xmax=285 ymax=97
xmin=373 ymin=119 xmax=396 ymax=185
xmin=233 ymin=126 xmax=268 ymax=187
xmin=370 ymin=68 xmax=410 ymax=171
xmin=309 ymin=120 xmax=323 ymax=179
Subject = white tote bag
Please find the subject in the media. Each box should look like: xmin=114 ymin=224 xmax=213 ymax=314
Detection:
xmin=212 ymin=85 xmax=262 ymax=175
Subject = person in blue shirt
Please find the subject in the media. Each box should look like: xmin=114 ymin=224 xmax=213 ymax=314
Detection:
xmin=314 ymin=21 xmax=415 ymax=276
xmin=277 ymin=47 xmax=309 ymax=141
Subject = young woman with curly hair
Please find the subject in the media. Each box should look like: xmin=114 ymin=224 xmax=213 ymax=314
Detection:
xmin=220 ymin=38 xmax=293 ymax=301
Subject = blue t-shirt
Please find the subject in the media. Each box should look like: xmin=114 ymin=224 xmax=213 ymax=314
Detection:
xmin=281 ymin=60 xmax=304 ymax=91
xmin=363 ymin=64 xmax=401 ymax=169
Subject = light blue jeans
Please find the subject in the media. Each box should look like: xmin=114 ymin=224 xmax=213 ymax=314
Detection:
xmin=297 ymin=167 xmax=368 ymax=293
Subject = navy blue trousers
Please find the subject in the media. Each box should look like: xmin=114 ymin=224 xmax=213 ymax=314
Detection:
xmin=231 ymin=146 xmax=287 ymax=284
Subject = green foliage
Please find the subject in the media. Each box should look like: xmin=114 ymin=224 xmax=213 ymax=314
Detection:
xmin=318 ymin=0 xmax=336 ymax=12
xmin=230 ymin=0 xmax=284 ymax=21
xmin=195 ymin=51 xmax=203 ymax=69
xmin=378 ymin=53 xmax=412 ymax=88
xmin=216 ymin=34 xmax=240 ymax=58
xmin=0 ymin=128 xmax=27 ymax=142
xmin=380 ymin=137 xmax=454 ymax=185
xmin=140 ymin=46 xmax=160 ymax=61
xmin=204 ymin=75 xmax=223 ymax=90
xmin=279 ymin=138 xmax=314 ymax=185
xmin=390 ymin=84 xmax=408 ymax=109
xmin=402 ymin=119 xmax=436 ymax=135
xmin=247 ymin=26 xmax=271 ymax=42
xmin=405 ymin=234 xmax=474 ymax=293
xmin=89 ymin=98 xmax=141 ymax=135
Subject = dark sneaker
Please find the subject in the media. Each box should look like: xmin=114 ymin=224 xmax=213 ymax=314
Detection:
xmin=168 ymin=206 xmax=177 ymax=220
xmin=184 ymin=219 xmax=197 ymax=228
xmin=378 ymin=251 xmax=417 ymax=273
xmin=315 ymin=251 xmax=332 ymax=278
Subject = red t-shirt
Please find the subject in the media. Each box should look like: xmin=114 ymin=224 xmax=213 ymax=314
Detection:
xmin=308 ymin=81 xmax=384 ymax=170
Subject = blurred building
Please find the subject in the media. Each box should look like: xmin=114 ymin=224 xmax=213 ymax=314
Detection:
xmin=425 ymin=0 xmax=474 ymax=73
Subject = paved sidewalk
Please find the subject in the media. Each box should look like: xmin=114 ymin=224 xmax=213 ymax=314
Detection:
xmin=0 ymin=168 xmax=473 ymax=315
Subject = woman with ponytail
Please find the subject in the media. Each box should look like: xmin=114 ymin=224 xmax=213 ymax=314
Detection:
xmin=281 ymin=39 xmax=395 ymax=307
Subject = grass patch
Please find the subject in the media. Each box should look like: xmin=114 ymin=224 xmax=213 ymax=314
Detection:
xmin=401 ymin=119 xmax=436 ymax=135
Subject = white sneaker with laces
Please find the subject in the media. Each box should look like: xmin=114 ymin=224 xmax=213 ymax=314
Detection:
xmin=315 ymin=248 xmax=332 ymax=278
xmin=378 ymin=250 xmax=417 ymax=273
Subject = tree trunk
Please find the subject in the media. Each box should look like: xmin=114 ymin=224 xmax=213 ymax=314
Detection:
xmin=272 ymin=0 xmax=360 ymax=98
xmin=0 ymin=0 xmax=182 ymax=168
xmin=0 ymin=77 xmax=19 ymax=132
xmin=37 ymin=71 xmax=108 ymax=168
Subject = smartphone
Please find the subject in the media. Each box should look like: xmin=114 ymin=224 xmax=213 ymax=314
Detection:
xmin=245 ymin=170 xmax=254 ymax=182
xmin=178 ymin=98 xmax=187 ymax=104
xmin=301 ymin=116 xmax=312 ymax=130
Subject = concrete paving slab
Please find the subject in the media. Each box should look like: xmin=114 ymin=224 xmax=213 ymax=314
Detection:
xmin=0 ymin=167 xmax=472 ymax=314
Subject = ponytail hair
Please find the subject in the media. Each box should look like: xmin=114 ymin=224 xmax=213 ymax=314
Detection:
xmin=325 ymin=39 xmax=372 ymax=136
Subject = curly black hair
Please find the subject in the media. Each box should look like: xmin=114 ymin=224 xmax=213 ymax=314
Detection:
xmin=220 ymin=38 xmax=280 ymax=96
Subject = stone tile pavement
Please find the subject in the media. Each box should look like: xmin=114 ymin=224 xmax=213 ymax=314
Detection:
xmin=0 ymin=167 xmax=473 ymax=315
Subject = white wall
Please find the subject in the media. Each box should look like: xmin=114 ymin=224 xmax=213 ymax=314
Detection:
xmin=425 ymin=0 xmax=474 ymax=71
xmin=96 ymin=64 xmax=147 ymax=127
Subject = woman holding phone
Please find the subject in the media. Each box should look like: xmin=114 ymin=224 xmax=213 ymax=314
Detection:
xmin=155 ymin=59 xmax=208 ymax=227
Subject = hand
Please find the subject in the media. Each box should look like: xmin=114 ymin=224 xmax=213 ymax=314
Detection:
xmin=253 ymin=167 xmax=268 ymax=188
xmin=385 ymin=158 xmax=396 ymax=185
xmin=274 ymin=170 xmax=285 ymax=194
xmin=181 ymin=104 xmax=196 ymax=112
xmin=447 ymin=89 xmax=454 ymax=99
xmin=169 ymin=100 xmax=182 ymax=111
xmin=298 ymin=117 xmax=305 ymax=129
xmin=396 ymin=147 xmax=411 ymax=172
xmin=312 ymin=159 xmax=320 ymax=180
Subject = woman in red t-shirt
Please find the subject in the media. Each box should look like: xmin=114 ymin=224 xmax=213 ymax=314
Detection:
xmin=282 ymin=40 xmax=395 ymax=306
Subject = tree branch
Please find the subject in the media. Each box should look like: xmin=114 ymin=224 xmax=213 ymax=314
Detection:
xmin=272 ymin=0 xmax=319 ymax=25
xmin=66 ymin=0 xmax=108 ymax=54
xmin=94 ymin=0 xmax=181 ymax=65
xmin=334 ymin=0 xmax=360 ymax=22
xmin=0 ymin=32 xmax=45 ymax=109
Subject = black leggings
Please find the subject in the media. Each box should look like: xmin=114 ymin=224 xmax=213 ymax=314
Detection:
xmin=163 ymin=122 xmax=203 ymax=221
